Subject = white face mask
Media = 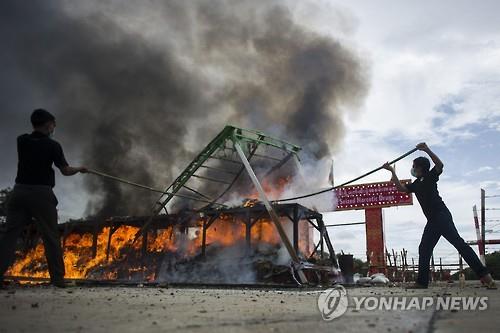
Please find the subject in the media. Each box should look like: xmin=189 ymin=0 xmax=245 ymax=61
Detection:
xmin=411 ymin=167 xmax=418 ymax=178
xmin=49 ymin=128 xmax=55 ymax=138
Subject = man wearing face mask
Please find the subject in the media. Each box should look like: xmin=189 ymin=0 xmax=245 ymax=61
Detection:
xmin=0 ymin=109 xmax=87 ymax=288
xmin=382 ymin=142 xmax=496 ymax=289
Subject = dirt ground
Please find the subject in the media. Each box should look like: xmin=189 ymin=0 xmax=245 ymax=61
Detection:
xmin=0 ymin=281 xmax=498 ymax=333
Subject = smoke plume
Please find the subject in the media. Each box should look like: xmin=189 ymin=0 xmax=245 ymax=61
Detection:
xmin=0 ymin=0 xmax=368 ymax=217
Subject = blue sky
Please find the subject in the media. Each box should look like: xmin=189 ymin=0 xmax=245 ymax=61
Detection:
xmin=300 ymin=0 xmax=500 ymax=264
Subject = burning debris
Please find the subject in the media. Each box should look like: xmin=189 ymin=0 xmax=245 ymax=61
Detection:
xmin=1 ymin=0 xmax=368 ymax=287
xmin=6 ymin=126 xmax=339 ymax=286
xmin=6 ymin=203 xmax=336 ymax=285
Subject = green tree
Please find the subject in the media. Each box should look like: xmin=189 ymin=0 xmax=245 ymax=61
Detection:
xmin=484 ymin=251 xmax=500 ymax=279
xmin=452 ymin=251 xmax=500 ymax=280
xmin=353 ymin=257 xmax=369 ymax=276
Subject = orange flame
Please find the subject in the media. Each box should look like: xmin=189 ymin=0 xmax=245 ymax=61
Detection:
xmin=7 ymin=175 xmax=315 ymax=281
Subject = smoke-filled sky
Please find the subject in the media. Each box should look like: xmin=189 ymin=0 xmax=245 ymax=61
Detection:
xmin=0 ymin=0 xmax=367 ymax=217
xmin=1 ymin=0 xmax=500 ymax=262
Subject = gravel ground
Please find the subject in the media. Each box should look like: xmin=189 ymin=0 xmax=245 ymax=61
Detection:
xmin=0 ymin=281 xmax=498 ymax=333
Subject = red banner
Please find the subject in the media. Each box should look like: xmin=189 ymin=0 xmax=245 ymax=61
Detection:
xmin=335 ymin=180 xmax=413 ymax=211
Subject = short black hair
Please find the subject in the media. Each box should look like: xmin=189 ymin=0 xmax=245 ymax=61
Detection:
xmin=31 ymin=109 xmax=55 ymax=127
xmin=413 ymin=156 xmax=431 ymax=172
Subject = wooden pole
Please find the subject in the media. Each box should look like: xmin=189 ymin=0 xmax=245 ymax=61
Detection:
xmin=201 ymin=220 xmax=207 ymax=257
xmin=105 ymin=225 xmax=116 ymax=262
xmin=481 ymin=189 xmax=486 ymax=258
xmin=439 ymin=257 xmax=443 ymax=281
xmin=473 ymin=205 xmax=486 ymax=265
xmin=392 ymin=249 xmax=398 ymax=276
xmin=233 ymin=141 xmax=307 ymax=284
xmin=92 ymin=228 xmax=98 ymax=259
xmin=431 ymin=255 xmax=435 ymax=282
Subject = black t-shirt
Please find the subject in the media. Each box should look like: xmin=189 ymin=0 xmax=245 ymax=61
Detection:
xmin=15 ymin=131 xmax=69 ymax=187
xmin=406 ymin=167 xmax=446 ymax=219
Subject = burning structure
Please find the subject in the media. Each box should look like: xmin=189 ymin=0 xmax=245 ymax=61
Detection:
xmin=5 ymin=126 xmax=338 ymax=285
xmin=1 ymin=1 xmax=370 ymax=285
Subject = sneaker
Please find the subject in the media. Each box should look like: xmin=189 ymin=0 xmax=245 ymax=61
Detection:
xmin=405 ymin=283 xmax=428 ymax=289
xmin=480 ymin=274 xmax=497 ymax=290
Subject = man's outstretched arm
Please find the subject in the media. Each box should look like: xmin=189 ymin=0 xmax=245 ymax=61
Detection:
xmin=382 ymin=162 xmax=410 ymax=193
xmin=417 ymin=142 xmax=443 ymax=174
xmin=60 ymin=166 xmax=87 ymax=176
xmin=53 ymin=141 xmax=87 ymax=176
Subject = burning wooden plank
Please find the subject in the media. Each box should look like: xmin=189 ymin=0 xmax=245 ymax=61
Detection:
xmin=5 ymin=204 xmax=338 ymax=286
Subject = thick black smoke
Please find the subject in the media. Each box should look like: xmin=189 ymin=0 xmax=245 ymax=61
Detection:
xmin=0 ymin=0 xmax=368 ymax=217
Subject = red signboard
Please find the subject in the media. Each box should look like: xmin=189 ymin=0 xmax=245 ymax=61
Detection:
xmin=335 ymin=180 xmax=413 ymax=211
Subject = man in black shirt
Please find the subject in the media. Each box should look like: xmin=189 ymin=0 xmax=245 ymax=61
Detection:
xmin=0 ymin=109 xmax=87 ymax=288
xmin=383 ymin=142 xmax=495 ymax=289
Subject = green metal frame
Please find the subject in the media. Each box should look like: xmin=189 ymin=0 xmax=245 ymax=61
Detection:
xmin=152 ymin=125 xmax=301 ymax=215
xmin=139 ymin=125 xmax=321 ymax=282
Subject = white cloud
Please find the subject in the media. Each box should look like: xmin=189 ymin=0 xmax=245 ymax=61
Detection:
xmin=295 ymin=0 xmax=500 ymax=146
xmin=465 ymin=166 xmax=495 ymax=176
xmin=477 ymin=166 xmax=494 ymax=172
xmin=292 ymin=0 xmax=500 ymax=265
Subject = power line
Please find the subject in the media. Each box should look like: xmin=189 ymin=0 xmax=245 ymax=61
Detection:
xmin=324 ymin=222 xmax=366 ymax=227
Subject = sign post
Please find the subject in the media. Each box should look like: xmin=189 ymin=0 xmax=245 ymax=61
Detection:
xmin=334 ymin=180 xmax=413 ymax=275
xmin=335 ymin=180 xmax=413 ymax=211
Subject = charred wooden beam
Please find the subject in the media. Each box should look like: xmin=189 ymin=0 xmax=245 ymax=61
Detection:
xmin=293 ymin=205 xmax=299 ymax=254
xmin=198 ymin=165 xmax=239 ymax=175
xmin=207 ymin=155 xmax=242 ymax=165
xmin=201 ymin=215 xmax=218 ymax=257
xmin=317 ymin=217 xmax=338 ymax=268
xmin=105 ymin=225 xmax=119 ymax=262
xmin=141 ymin=229 xmax=148 ymax=259
xmin=91 ymin=226 xmax=99 ymax=259
xmin=262 ymin=152 xmax=294 ymax=178
xmin=192 ymin=174 xmax=231 ymax=185
xmin=181 ymin=185 xmax=213 ymax=201
xmin=252 ymin=153 xmax=282 ymax=162
xmin=201 ymin=219 xmax=207 ymax=257
xmin=245 ymin=210 xmax=252 ymax=253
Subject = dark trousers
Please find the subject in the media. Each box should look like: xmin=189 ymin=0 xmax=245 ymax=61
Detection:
xmin=417 ymin=207 xmax=488 ymax=286
xmin=0 ymin=185 xmax=65 ymax=282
